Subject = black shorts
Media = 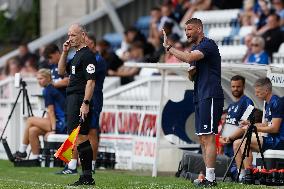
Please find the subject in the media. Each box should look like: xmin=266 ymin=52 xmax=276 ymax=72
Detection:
xmin=66 ymin=93 xmax=100 ymax=135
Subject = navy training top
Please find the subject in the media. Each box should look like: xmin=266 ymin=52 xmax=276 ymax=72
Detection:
xmin=226 ymin=95 xmax=254 ymax=126
xmin=191 ymin=37 xmax=224 ymax=102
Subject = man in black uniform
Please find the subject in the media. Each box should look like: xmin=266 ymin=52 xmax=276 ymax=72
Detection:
xmin=58 ymin=23 xmax=106 ymax=186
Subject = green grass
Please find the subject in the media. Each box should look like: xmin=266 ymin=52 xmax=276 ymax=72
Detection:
xmin=0 ymin=160 xmax=272 ymax=189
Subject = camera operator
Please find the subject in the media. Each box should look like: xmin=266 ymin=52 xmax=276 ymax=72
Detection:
xmin=233 ymin=77 xmax=284 ymax=180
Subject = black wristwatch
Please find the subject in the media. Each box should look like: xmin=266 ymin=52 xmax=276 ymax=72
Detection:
xmin=83 ymin=100 xmax=90 ymax=105
xmin=166 ymin=45 xmax=172 ymax=52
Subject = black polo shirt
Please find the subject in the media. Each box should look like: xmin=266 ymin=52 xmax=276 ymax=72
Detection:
xmin=66 ymin=47 xmax=97 ymax=95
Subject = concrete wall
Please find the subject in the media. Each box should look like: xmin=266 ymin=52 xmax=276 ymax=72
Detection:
xmin=40 ymin=0 xmax=163 ymax=38
xmin=40 ymin=0 xmax=90 ymax=36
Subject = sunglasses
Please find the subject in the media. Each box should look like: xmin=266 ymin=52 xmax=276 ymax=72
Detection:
xmin=251 ymin=43 xmax=260 ymax=47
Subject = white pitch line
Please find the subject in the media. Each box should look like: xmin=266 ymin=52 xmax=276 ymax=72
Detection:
xmin=0 ymin=178 xmax=96 ymax=189
xmin=0 ymin=178 xmax=63 ymax=187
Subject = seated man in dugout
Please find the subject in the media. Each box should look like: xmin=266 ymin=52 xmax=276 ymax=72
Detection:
xmin=14 ymin=69 xmax=66 ymax=160
xmin=218 ymin=75 xmax=254 ymax=180
xmin=233 ymin=77 xmax=284 ymax=180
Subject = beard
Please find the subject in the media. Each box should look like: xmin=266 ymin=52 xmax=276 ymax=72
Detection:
xmin=232 ymin=91 xmax=243 ymax=98
xmin=187 ymin=34 xmax=198 ymax=44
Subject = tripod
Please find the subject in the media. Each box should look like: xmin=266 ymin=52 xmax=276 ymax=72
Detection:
xmin=0 ymin=80 xmax=34 ymax=141
xmin=222 ymin=119 xmax=267 ymax=182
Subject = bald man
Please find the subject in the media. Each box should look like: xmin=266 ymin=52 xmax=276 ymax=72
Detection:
xmin=58 ymin=24 xmax=106 ymax=186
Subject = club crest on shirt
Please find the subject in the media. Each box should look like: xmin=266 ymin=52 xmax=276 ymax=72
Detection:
xmin=86 ymin=64 xmax=95 ymax=74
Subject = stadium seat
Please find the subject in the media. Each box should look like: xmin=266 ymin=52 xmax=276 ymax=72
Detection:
xmin=193 ymin=9 xmax=240 ymax=27
xmin=135 ymin=16 xmax=151 ymax=37
xmin=218 ymin=45 xmax=247 ymax=63
xmin=103 ymin=33 xmax=123 ymax=51
xmin=207 ymin=27 xmax=232 ymax=41
xmin=238 ymin=26 xmax=254 ymax=38
xmin=272 ymin=43 xmax=284 ymax=64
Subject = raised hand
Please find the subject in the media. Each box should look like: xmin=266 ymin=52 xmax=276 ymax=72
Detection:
xmin=63 ymin=40 xmax=71 ymax=53
xmin=162 ymin=29 xmax=170 ymax=48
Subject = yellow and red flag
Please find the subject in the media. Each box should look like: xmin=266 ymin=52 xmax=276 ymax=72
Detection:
xmin=54 ymin=126 xmax=80 ymax=163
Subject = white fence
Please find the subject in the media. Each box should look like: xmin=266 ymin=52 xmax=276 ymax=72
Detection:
xmin=1 ymin=63 xmax=284 ymax=176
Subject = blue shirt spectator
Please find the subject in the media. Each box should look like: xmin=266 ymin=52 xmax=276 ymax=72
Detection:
xmin=247 ymin=51 xmax=270 ymax=64
xmin=246 ymin=36 xmax=270 ymax=65
xmin=43 ymin=83 xmax=66 ymax=134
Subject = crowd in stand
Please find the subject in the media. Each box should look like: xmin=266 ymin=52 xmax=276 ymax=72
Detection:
xmin=1 ymin=0 xmax=284 ymax=84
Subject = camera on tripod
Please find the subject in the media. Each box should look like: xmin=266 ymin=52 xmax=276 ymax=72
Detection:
xmin=223 ymin=105 xmax=267 ymax=183
xmin=0 ymin=73 xmax=34 ymax=166
xmin=14 ymin=73 xmax=22 ymax=88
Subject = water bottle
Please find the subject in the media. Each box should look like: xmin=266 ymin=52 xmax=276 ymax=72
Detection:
xmin=40 ymin=154 xmax=45 ymax=167
xmin=49 ymin=155 xmax=54 ymax=168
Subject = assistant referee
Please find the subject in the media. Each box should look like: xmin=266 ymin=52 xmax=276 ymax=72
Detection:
xmin=58 ymin=23 xmax=103 ymax=186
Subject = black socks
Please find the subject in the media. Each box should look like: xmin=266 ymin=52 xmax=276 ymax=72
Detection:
xmin=77 ymin=140 xmax=93 ymax=178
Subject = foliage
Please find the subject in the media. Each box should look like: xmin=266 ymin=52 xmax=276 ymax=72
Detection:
xmin=0 ymin=0 xmax=39 ymax=44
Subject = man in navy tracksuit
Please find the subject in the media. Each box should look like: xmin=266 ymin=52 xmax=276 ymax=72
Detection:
xmin=163 ymin=18 xmax=224 ymax=187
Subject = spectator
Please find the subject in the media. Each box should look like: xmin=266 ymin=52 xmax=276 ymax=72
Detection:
xmin=238 ymin=0 xmax=257 ymax=26
xmin=96 ymin=39 xmax=123 ymax=76
xmin=17 ymin=42 xmax=38 ymax=67
xmin=246 ymin=36 xmax=270 ymax=65
xmin=159 ymin=3 xmax=183 ymax=37
xmin=180 ymin=0 xmax=212 ymax=26
xmin=172 ymin=0 xmax=192 ymax=23
xmin=272 ymin=0 xmax=284 ymax=30
xmin=116 ymin=27 xmax=152 ymax=60
xmin=38 ymin=46 xmax=51 ymax=69
xmin=13 ymin=69 xmax=66 ymax=160
xmin=3 ymin=56 xmax=22 ymax=78
xmin=148 ymin=7 xmax=162 ymax=47
xmin=109 ymin=42 xmax=144 ymax=85
xmin=21 ymin=56 xmax=38 ymax=77
xmin=255 ymin=0 xmax=274 ymax=31
xmin=0 ymin=67 xmax=5 ymax=80
xmin=43 ymin=44 xmax=69 ymax=97
xmin=242 ymin=33 xmax=254 ymax=63
xmin=261 ymin=13 xmax=284 ymax=59
xmin=212 ymin=0 xmax=243 ymax=9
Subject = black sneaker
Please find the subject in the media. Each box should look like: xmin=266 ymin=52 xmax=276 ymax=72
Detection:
xmin=194 ymin=178 xmax=217 ymax=187
xmin=13 ymin=151 xmax=27 ymax=159
xmin=69 ymin=175 xmax=95 ymax=186
xmin=56 ymin=165 xmax=77 ymax=175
